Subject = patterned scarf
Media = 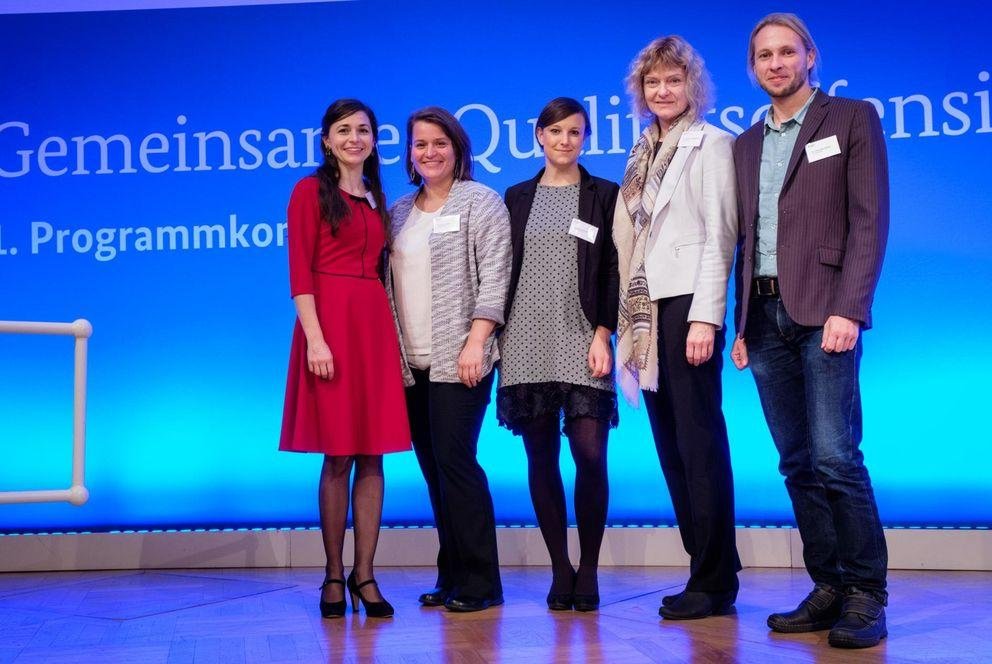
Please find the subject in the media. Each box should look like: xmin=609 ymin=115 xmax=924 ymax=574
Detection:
xmin=613 ymin=117 xmax=688 ymax=406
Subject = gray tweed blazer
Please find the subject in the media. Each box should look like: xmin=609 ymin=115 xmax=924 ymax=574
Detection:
xmin=387 ymin=179 xmax=511 ymax=385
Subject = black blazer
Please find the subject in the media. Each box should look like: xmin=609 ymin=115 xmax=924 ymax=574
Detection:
xmin=504 ymin=165 xmax=620 ymax=331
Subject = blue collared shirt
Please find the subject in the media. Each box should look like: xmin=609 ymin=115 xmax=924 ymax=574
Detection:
xmin=755 ymin=89 xmax=819 ymax=277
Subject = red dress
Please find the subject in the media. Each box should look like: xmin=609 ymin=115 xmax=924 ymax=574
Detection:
xmin=279 ymin=177 xmax=411 ymax=455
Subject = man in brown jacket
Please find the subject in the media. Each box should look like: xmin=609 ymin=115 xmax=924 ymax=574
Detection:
xmin=731 ymin=13 xmax=889 ymax=649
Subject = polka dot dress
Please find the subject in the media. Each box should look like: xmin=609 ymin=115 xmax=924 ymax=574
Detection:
xmin=498 ymin=183 xmax=612 ymax=393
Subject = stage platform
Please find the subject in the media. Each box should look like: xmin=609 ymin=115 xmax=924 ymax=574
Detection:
xmin=0 ymin=566 xmax=988 ymax=662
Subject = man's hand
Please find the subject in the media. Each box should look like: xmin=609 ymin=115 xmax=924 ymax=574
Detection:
xmin=731 ymin=337 xmax=748 ymax=370
xmin=822 ymin=315 xmax=859 ymax=353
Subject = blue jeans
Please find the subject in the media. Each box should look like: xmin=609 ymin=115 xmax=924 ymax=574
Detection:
xmin=746 ymin=296 xmax=887 ymax=600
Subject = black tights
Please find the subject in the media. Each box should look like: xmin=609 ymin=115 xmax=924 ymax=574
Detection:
xmin=318 ymin=454 xmax=385 ymax=603
xmin=520 ymin=415 xmax=609 ymax=595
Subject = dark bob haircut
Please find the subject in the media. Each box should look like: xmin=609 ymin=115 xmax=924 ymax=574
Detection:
xmin=535 ymin=97 xmax=591 ymax=138
xmin=404 ymin=106 xmax=474 ymax=186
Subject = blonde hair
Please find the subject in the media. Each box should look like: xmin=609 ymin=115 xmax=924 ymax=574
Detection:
xmin=625 ymin=35 xmax=713 ymax=122
xmin=747 ymin=13 xmax=820 ymax=85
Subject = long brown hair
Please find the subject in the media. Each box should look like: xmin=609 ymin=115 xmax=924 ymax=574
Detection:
xmin=315 ymin=99 xmax=389 ymax=235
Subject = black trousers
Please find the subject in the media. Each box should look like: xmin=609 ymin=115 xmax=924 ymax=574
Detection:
xmin=406 ymin=368 xmax=502 ymax=600
xmin=642 ymin=294 xmax=741 ymax=594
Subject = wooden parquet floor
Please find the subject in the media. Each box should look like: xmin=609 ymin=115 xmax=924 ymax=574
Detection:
xmin=0 ymin=566 xmax=989 ymax=663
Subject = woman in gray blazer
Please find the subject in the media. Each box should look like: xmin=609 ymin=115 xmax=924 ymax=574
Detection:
xmin=614 ymin=36 xmax=741 ymax=620
xmin=388 ymin=106 xmax=511 ymax=613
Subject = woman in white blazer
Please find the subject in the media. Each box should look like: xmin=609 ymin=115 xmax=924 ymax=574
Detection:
xmin=613 ymin=35 xmax=740 ymax=620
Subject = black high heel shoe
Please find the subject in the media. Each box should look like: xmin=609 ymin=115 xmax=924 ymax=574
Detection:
xmin=347 ymin=570 xmax=395 ymax=618
xmin=318 ymin=578 xmax=346 ymax=618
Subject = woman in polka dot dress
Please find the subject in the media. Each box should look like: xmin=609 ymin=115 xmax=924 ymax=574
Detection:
xmin=499 ymin=97 xmax=620 ymax=612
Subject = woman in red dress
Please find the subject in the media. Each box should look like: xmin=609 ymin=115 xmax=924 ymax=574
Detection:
xmin=279 ymin=99 xmax=411 ymax=619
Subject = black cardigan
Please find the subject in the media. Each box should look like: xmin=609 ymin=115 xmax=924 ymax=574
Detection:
xmin=503 ymin=165 xmax=620 ymax=331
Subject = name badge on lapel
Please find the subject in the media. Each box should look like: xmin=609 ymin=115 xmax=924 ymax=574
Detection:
xmin=678 ymin=131 xmax=704 ymax=148
xmin=433 ymin=214 xmax=460 ymax=234
xmin=364 ymin=191 xmax=378 ymax=209
xmin=568 ymin=218 xmax=598 ymax=243
xmin=805 ymin=135 xmax=841 ymax=163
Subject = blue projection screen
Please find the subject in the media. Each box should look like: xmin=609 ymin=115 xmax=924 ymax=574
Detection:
xmin=1 ymin=1 xmax=990 ymax=532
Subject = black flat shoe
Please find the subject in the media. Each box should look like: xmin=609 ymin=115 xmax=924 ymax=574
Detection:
xmin=572 ymin=593 xmax=600 ymax=612
xmin=662 ymin=590 xmax=685 ymax=607
xmin=547 ymin=569 xmax=575 ymax=611
xmin=347 ymin=570 xmax=394 ymax=618
xmin=547 ymin=592 xmax=573 ymax=611
xmin=767 ymin=585 xmax=843 ymax=633
xmin=658 ymin=590 xmax=736 ymax=620
xmin=827 ymin=593 xmax=887 ymax=649
xmin=318 ymin=577 xmax=346 ymax=618
xmin=444 ymin=595 xmax=504 ymax=612
xmin=572 ymin=566 xmax=599 ymax=612
xmin=418 ymin=586 xmax=450 ymax=607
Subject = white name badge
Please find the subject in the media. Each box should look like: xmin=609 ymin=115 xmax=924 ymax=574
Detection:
xmin=433 ymin=214 xmax=461 ymax=234
xmin=364 ymin=191 xmax=377 ymax=209
xmin=568 ymin=218 xmax=599 ymax=243
xmin=678 ymin=130 xmax=704 ymax=148
xmin=805 ymin=135 xmax=841 ymax=163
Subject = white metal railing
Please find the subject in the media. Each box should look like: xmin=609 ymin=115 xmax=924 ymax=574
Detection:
xmin=0 ymin=319 xmax=92 ymax=506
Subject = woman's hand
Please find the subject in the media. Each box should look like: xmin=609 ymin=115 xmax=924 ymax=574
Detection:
xmin=307 ymin=339 xmax=334 ymax=380
xmin=587 ymin=326 xmax=613 ymax=378
xmin=293 ymin=294 xmax=333 ymax=380
xmin=685 ymin=321 xmax=716 ymax=366
xmin=457 ymin=318 xmax=497 ymax=388
xmin=457 ymin=339 xmax=484 ymax=388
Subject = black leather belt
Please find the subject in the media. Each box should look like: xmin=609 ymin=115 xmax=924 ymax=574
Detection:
xmin=752 ymin=277 xmax=780 ymax=297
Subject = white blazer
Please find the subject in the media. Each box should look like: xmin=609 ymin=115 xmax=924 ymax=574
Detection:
xmin=644 ymin=120 xmax=738 ymax=327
